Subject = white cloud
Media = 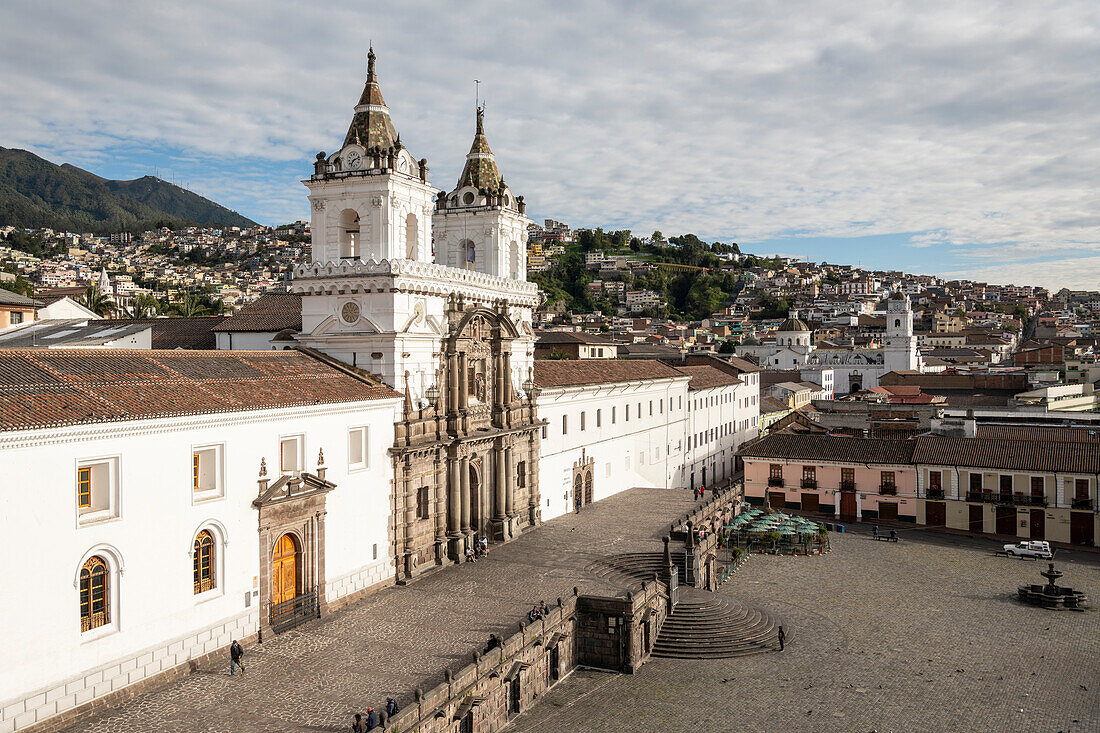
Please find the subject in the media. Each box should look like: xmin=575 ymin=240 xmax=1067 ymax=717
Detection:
xmin=1 ymin=0 xmax=1098 ymax=286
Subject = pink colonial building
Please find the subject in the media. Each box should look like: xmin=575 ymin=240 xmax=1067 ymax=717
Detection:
xmin=740 ymin=434 xmax=918 ymax=522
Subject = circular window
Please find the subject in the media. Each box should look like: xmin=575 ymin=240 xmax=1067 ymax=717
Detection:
xmin=341 ymin=301 xmax=361 ymax=324
xmin=463 ymin=192 xmax=475 ymax=205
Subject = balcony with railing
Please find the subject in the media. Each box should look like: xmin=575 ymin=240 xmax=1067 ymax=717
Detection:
xmin=1072 ymin=497 xmax=1094 ymax=510
xmin=879 ymin=484 xmax=897 ymax=495
xmin=926 ymin=487 xmax=945 ymax=500
xmin=801 ymin=479 xmax=818 ymax=490
xmin=767 ymin=477 xmax=785 ymax=487
xmin=840 ymin=480 xmax=856 ymax=491
xmin=966 ymin=491 xmax=992 ymax=503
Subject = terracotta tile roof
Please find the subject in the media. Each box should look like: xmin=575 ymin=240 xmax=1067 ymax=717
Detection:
xmin=536 ymin=330 xmax=614 ymax=345
xmin=670 ymin=365 xmax=743 ymax=390
xmin=976 ymin=425 xmax=1100 ymax=443
xmin=533 ymin=359 xmax=685 ymax=388
xmin=101 ymin=316 xmax=226 ymax=349
xmin=738 ymin=433 xmax=917 ymax=465
xmin=912 ymin=435 xmax=1100 ymax=473
xmin=0 ymin=348 xmax=399 ymax=431
xmin=0 ymin=289 xmax=35 ymax=306
xmin=213 ymin=293 xmax=302 ymax=333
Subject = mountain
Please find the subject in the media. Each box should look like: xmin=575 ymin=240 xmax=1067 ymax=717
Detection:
xmin=0 ymin=147 xmax=257 ymax=234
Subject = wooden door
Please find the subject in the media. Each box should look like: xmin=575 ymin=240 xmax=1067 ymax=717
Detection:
xmin=925 ymin=501 xmax=946 ymax=527
xmin=840 ymin=491 xmax=857 ymax=521
xmin=879 ymin=502 xmax=899 ymax=521
xmin=1029 ymin=509 xmax=1045 ymax=540
xmin=584 ymin=471 xmax=593 ymax=503
xmin=1070 ymin=512 xmax=1095 ymax=545
xmin=272 ymin=534 xmax=298 ymax=605
xmin=801 ymin=493 xmax=820 ymax=513
xmin=768 ymin=492 xmax=785 ymax=509
xmin=968 ymin=505 xmax=984 ymax=533
xmin=995 ymin=506 xmax=1015 ymax=536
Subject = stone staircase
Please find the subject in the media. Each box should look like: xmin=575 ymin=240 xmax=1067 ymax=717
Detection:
xmin=652 ymin=587 xmax=781 ymax=659
xmin=585 ymin=552 xmax=688 ymax=589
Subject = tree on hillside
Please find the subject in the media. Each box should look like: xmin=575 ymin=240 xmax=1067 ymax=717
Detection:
xmin=718 ymin=340 xmax=736 ymax=354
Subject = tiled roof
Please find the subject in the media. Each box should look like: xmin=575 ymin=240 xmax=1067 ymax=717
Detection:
xmin=101 ymin=316 xmax=226 ymax=349
xmin=670 ymin=365 xmax=742 ymax=390
xmin=533 ymin=359 xmax=685 ymax=388
xmin=536 ymin=330 xmax=614 ymax=345
xmin=976 ymin=425 xmax=1100 ymax=443
xmin=343 ymin=48 xmax=397 ymax=150
xmin=0 ymin=348 xmax=399 ymax=432
xmin=0 ymin=289 xmax=35 ymax=306
xmin=738 ymin=433 xmax=917 ymax=465
xmin=213 ymin=293 xmax=302 ymax=333
xmin=912 ymin=435 xmax=1100 ymax=473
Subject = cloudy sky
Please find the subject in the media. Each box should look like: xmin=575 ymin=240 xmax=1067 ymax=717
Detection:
xmin=3 ymin=1 xmax=1098 ymax=289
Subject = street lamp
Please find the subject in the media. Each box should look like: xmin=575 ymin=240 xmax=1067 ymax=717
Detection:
xmin=425 ymin=383 xmax=440 ymax=404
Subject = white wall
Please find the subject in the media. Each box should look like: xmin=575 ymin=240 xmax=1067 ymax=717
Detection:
xmin=683 ymin=373 xmax=760 ymax=489
xmin=536 ymin=376 xmax=690 ymax=521
xmin=0 ymin=398 xmax=398 ymax=730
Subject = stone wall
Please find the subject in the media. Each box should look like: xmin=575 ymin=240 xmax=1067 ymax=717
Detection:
xmin=384 ymin=581 xmax=668 ymax=733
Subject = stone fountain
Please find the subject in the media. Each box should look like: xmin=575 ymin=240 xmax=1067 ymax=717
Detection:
xmin=1017 ymin=562 xmax=1088 ymax=610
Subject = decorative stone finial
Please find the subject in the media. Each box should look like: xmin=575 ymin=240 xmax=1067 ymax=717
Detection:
xmin=259 ymin=458 xmax=267 ymax=478
xmin=476 ymin=104 xmax=485 ymax=135
xmin=366 ymin=46 xmax=376 ymax=81
xmin=317 ymin=447 xmax=325 ymax=467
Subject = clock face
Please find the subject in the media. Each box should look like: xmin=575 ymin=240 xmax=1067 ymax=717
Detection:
xmin=345 ymin=149 xmax=362 ymax=170
xmin=341 ymin=301 xmax=361 ymax=323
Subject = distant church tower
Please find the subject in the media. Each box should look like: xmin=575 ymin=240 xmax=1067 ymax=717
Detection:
xmin=433 ymin=106 xmax=530 ymax=279
xmin=883 ymin=291 xmax=920 ymax=372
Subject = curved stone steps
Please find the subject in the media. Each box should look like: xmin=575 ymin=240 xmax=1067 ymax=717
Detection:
xmin=585 ymin=552 xmax=688 ymax=588
xmin=652 ymin=592 xmax=780 ymax=659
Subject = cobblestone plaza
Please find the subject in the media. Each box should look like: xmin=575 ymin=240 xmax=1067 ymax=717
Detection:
xmin=52 ymin=489 xmax=1098 ymax=733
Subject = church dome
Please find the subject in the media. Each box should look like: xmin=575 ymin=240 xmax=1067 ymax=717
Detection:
xmin=778 ymin=318 xmax=810 ymax=332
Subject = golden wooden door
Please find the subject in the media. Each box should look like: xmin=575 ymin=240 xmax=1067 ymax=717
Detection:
xmin=271 ymin=534 xmax=298 ymax=606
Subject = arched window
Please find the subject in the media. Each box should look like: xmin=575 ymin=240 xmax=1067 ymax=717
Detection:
xmin=894 ymin=319 xmax=901 ymax=328
xmin=193 ymin=530 xmax=215 ymax=594
xmin=509 ymin=240 xmax=521 ymax=279
xmin=338 ymin=209 xmax=360 ymax=259
xmin=405 ymin=213 xmax=418 ymax=260
xmin=463 ymin=240 xmax=476 ymax=270
xmin=80 ymin=556 xmax=109 ymax=631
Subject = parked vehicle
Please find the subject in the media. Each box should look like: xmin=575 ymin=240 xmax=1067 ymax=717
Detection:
xmin=1003 ymin=540 xmax=1052 ymax=558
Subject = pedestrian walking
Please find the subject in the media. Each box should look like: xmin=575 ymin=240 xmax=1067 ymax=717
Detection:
xmin=365 ymin=707 xmax=379 ymax=730
xmin=777 ymin=625 xmax=786 ymax=651
xmin=351 ymin=713 xmax=367 ymax=732
xmin=872 ymin=525 xmax=879 ymax=539
xmin=385 ymin=697 xmax=400 ymax=717
xmin=700 ymin=485 xmax=705 ymax=498
xmin=229 ymin=639 xmax=245 ymax=675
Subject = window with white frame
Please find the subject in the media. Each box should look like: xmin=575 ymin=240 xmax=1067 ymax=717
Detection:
xmin=562 ymin=415 xmax=568 ymax=434
xmin=581 ymin=412 xmax=586 ymax=431
xmin=76 ymin=457 xmax=120 ymax=524
xmin=280 ymin=435 xmax=304 ymax=473
xmin=596 ymin=409 xmax=602 ymax=427
xmin=192 ymin=444 xmax=224 ymax=499
xmin=348 ymin=426 xmax=370 ymax=470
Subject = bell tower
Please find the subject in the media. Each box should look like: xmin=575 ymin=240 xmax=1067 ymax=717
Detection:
xmin=883 ymin=291 xmax=920 ymax=372
xmin=304 ymin=47 xmax=436 ymax=265
xmin=433 ymin=106 xmax=531 ymax=279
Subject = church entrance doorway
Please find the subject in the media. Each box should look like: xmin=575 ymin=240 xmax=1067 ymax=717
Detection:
xmin=271 ymin=534 xmax=299 ymax=606
xmin=584 ymin=470 xmax=593 ymax=504
xmin=574 ymin=474 xmax=583 ymax=512
xmin=701 ymin=466 xmax=707 ymax=487
xmin=470 ymin=463 xmax=482 ymax=532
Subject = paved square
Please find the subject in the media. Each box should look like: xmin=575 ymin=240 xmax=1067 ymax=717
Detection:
xmin=511 ymin=526 xmax=1100 ymax=732
xmin=54 ymin=488 xmax=696 ymax=733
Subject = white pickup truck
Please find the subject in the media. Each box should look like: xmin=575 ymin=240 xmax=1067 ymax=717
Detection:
xmin=1003 ymin=540 xmax=1052 ymax=558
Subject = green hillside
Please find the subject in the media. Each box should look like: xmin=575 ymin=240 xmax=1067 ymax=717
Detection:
xmin=0 ymin=147 xmax=256 ymax=234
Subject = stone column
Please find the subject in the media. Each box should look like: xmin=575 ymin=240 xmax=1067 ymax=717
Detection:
xmin=448 ymin=457 xmax=461 ymax=536
xmin=447 ymin=352 xmax=458 ymax=414
xmin=494 ymin=352 xmax=504 ymax=408
xmin=502 ymin=350 xmax=512 ymax=404
xmin=460 ymin=455 xmax=471 ymax=533
xmin=458 ymin=353 xmax=468 ymax=410
xmin=504 ymin=445 xmax=515 ymax=518
xmin=494 ymin=443 xmax=507 ymax=520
